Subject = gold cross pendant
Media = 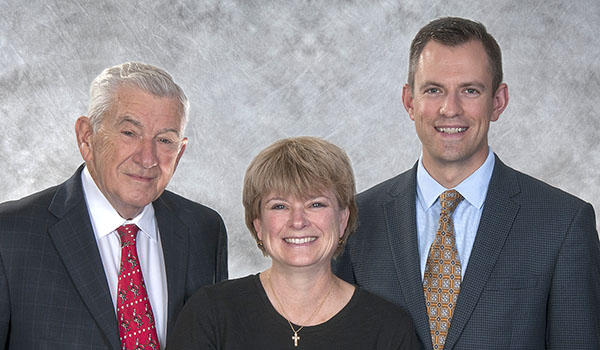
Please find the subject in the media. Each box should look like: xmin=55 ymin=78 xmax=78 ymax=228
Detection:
xmin=292 ymin=331 xmax=300 ymax=347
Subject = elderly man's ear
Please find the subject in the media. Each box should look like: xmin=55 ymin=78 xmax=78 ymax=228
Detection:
xmin=75 ymin=116 xmax=94 ymax=162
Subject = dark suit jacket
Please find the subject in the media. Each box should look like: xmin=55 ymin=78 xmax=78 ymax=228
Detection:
xmin=333 ymin=156 xmax=600 ymax=349
xmin=0 ymin=166 xmax=228 ymax=349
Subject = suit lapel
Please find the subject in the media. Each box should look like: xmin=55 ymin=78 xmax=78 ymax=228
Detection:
xmin=383 ymin=164 xmax=434 ymax=350
xmin=444 ymin=157 xmax=521 ymax=350
xmin=153 ymin=196 xmax=188 ymax=335
xmin=47 ymin=167 xmax=121 ymax=349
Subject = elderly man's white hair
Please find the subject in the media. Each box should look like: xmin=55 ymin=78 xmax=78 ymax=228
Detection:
xmin=87 ymin=62 xmax=189 ymax=133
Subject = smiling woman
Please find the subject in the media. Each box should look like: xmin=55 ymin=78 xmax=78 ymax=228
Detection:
xmin=243 ymin=136 xmax=357 ymax=259
xmin=254 ymin=189 xmax=348 ymax=270
xmin=167 ymin=136 xmax=418 ymax=349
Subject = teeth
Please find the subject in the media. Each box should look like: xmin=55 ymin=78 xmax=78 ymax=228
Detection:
xmin=437 ymin=127 xmax=466 ymax=134
xmin=284 ymin=237 xmax=316 ymax=244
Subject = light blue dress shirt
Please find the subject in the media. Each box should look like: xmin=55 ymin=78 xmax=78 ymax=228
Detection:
xmin=416 ymin=148 xmax=495 ymax=280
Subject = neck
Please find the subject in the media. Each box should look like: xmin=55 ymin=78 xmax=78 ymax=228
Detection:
xmin=261 ymin=265 xmax=345 ymax=326
xmin=422 ymin=153 xmax=487 ymax=189
xmin=266 ymin=264 xmax=334 ymax=300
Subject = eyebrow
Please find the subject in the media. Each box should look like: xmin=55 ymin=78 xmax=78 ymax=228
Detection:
xmin=118 ymin=116 xmax=182 ymax=136
xmin=265 ymin=197 xmax=286 ymax=203
xmin=118 ymin=116 xmax=142 ymax=128
xmin=264 ymin=195 xmax=331 ymax=203
xmin=460 ymin=81 xmax=486 ymax=91
xmin=420 ymin=80 xmax=487 ymax=91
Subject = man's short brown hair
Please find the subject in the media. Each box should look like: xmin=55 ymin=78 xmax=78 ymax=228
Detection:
xmin=408 ymin=17 xmax=503 ymax=93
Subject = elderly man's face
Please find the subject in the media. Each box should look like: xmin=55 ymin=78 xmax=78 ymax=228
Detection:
xmin=76 ymin=85 xmax=187 ymax=219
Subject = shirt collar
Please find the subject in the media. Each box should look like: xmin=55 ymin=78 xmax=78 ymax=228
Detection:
xmin=81 ymin=166 xmax=158 ymax=241
xmin=416 ymin=147 xmax=495 ymax=211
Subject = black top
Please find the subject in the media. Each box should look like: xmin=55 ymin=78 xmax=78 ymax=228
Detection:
xmin=167 ymin=274 xmax=418 ymax=350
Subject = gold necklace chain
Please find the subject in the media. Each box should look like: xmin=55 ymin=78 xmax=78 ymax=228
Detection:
xmin=267 ymin=272 xmax=334 ymax=347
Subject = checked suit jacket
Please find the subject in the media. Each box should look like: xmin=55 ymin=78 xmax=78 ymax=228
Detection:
xmin=0 ymin=165 xmax=228 ymax=349
xmin=333 ymin=155 xmax=600 ymax=349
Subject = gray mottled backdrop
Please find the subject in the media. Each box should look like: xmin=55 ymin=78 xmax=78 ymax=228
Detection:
xmin=2 ymin=0 xmax=599 ymax=278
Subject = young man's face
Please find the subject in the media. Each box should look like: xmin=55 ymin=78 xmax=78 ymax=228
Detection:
xmin=403 ymin=40 xmax=508 ymax=179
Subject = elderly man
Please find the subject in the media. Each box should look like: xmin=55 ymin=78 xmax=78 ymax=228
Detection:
xmin=333 ymin=17 xmax=600 ymax=349
xmin=0 ymin=62 xmax=228 ymax=349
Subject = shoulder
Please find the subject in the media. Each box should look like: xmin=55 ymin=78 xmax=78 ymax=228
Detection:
xmin=158 ymin=190 xmax=222 ymax=218
xmin=346 ymin=288 xmax=417 ymax=342
xmin=0 ymin=185 xmax=58 ymax=216
xmin=0 ymin=185 xmax=66 ymax=258
xmin=357 ymin=166 xmax=416 ymax=206
xmin=0 ymin=166 xmax=86 ymax=223
xmin=186 ymin=275 xmax=260 ymax=310
xmin=518 ymin=172 xmax=585 ymax=205
xmin=353 ymin=288 xmax=412 ymax=321
xmin=203 ymin=274 xmax=258 ymax=296
xmin=157 ymin=190 xmax=225 ymax=225
xmin=0 ymin=184 xmax=65 ymax=235
xmin=490 ymin=159 xmax=597 ymax=242
xmin=494 ymin=160 xmax=591 ymax=211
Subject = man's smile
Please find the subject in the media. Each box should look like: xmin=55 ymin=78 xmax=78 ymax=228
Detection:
xmin=435 ymin=127 xmax=468 ymax=134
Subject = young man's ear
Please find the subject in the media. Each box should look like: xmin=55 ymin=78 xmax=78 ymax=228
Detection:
xmin=402 ymin=84 xmax=416 ymax=121
xmin=491 ymin=83 xmax=509 ymax=122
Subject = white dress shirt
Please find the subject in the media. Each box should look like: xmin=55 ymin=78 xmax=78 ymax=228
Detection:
xmin=416 ymin=147 xmax=495 ymax=280
xmin=81 ymin=166 xmax=168 ymax=348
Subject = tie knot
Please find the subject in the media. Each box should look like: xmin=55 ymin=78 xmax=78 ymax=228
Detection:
xmin=117 ymin=224 xmax=139 ymax=246
xmin=440 ymin=190 xmax=463 ymax=215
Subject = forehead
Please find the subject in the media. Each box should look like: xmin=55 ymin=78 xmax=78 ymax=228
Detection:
xmin=109 ymin=85 xmax=184 ymax=130
xmin=415 ymin=40 xmax=493 ymax=86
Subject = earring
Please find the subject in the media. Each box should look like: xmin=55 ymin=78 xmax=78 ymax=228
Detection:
xmin=257 ymin=240 xmax=264 ymax=249
xmin=337 ymin=238 xmax=345 ymax=247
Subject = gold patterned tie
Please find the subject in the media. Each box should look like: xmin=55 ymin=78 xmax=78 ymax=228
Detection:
xmin=423 ymin=190 xmax=464 ymax=349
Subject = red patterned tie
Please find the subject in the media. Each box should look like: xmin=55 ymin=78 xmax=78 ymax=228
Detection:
xmin=116 ymin=224 xmax=160 ymax=350
xmin=423 ymin=190 xmax=464 ymax=349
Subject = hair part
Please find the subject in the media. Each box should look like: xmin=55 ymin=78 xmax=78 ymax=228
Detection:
xmin=87 ymin=62 xmax=189 ymax=133
xmin=242 ymin=136 xmax=358 ymax=258
xmin=408 ymin=17 xmax=503 ymax=93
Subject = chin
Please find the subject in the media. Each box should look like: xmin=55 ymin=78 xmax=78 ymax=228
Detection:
xmin=288 ymin=256 xmax=330 ymax=269
xmin=124 ymin=195 xmax=156 ymax=209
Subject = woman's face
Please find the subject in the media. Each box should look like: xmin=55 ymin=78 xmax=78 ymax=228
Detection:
xmin=253 ymin=189 xmax=349 ymax=271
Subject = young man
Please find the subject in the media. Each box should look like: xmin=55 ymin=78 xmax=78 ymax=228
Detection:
xmin=334 ymin=17 xmax=599 ymax=350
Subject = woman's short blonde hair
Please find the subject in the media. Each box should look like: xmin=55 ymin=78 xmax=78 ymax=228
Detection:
xmin=242 ymin=136 xmax=357 ymax=258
